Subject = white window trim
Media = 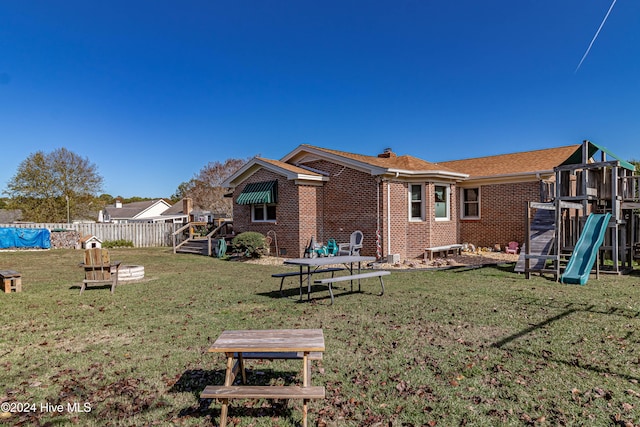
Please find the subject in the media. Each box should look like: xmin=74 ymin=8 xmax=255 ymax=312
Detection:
xmin=460 ymin=187 xmax=481 ymax=219
xmin=434 ymin=183 xmax=451 ymax=222
xmin=251 ymin=203 xmax=277 ymax=223
xmin=408 ymin=183 xmax=425 ymax=222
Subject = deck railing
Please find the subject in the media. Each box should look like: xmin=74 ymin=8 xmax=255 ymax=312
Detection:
xmin=619 ymin=175 xmax=640 ymax=201
xmin=172 ymin=220 xmax=234 ymax=255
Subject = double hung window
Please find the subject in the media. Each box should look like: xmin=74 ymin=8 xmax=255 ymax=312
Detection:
xmin=461 ymin=188 xmax=480 ymax=219
xmin=434 ymin=184 xmax=450 ymax=221
xmin=252 ymin=204 xmax=276 ymax=222
xmin=409 ymin=184 xmax=424 ymax=221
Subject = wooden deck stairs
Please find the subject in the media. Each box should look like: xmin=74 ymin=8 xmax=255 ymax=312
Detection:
xmin=515 ymin=208 xmax=555 ymax=273
xmin=175 ymin=238 xmax=209 ymax=255
xmin=173 ymin=221 xmax=233 ymax=257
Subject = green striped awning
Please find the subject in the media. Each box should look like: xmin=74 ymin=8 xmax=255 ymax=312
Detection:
xmin=236 ymin=180 xmax=278 ymax=205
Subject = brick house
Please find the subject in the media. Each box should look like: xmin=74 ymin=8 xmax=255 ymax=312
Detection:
xmin=222 ymin=143 xmax=592 ymax=260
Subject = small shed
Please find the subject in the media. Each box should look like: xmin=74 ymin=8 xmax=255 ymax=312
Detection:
xmin=80 ymin=235 xmax=102 ymax=249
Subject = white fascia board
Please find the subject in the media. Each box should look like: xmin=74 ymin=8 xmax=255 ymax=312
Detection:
xmin=221 ymin=157 xmax=325 ymax=188
xmin=461 ymin=170 xmax=555 ymax=186
xmin=295 ymin=174 xmax=329 ymax=182
xmin=385 ymin=169 xmax=469 ymax=181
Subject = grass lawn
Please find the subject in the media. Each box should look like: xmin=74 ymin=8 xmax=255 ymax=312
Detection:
xmin=1 ymin=247 xmax=639 ymax=426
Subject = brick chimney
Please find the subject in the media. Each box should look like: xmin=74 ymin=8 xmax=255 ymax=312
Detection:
xmin=378 ymin=148 xmax=397 ymax=158
xmin=183 ymin=197 xmax=193 ymax=217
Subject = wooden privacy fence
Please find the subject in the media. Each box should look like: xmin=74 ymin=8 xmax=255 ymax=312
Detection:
xmin=0 ymin=223 xmax=175 ymax=248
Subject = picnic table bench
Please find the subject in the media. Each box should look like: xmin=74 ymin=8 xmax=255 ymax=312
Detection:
xmin=201 ymin=385 xmax=325 ymax=400
xmin=272 ymin=267 xmax=344 ymax=296
xmin=314 ymin=270 xmax=389 ymax=304
xmin=281 ymin=255 xmax=376 ymax=301
xmin=424 ymin=244 xmax=463 ymax=261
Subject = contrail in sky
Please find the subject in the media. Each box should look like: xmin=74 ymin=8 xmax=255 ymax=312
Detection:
xmin=575 ymin=0 xmax=617 ymax=73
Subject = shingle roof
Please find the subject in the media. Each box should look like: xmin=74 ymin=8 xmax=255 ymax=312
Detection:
xmin=104 ymin=200 xmax=166 ymax=219
xmin=162 ymin=201 xmax=189 ymax=215
xmin=437 ymin=144 xmax=581 ymax=178
xmin=301 ymin=145 xmax=461 ymax=173
xmin=258 ymin=157 xmax=322 ymax=175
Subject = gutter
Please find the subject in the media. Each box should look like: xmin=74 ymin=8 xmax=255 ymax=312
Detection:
xmin=386 ymin=169 xmax=468 ymax=180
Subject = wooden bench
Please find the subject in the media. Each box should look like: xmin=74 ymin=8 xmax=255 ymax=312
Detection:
xmin=314 ymin=271 xmax=389 ymax=304
xmin=201 ymin=385 xmax=325 ymax=400
xmin=0 ymin=270 xmax=22 ymax=293
xmin=272 ymin=267 xmax=344 ymax=296
xmin=424 ymin=244 xmax=463 ymax=261
xmin=201 ymin=385 xmax=325 ymax=427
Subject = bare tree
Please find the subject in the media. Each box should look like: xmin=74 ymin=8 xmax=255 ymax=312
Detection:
xmin=173 ymin=157 xmax=249 ymax=217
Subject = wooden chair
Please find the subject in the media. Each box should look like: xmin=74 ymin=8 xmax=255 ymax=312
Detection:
xmin=80 ymin=248 xmax=121 ymax=294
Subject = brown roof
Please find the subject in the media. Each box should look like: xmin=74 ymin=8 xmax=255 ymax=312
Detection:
xmin=258 ymin=157 xmax=322 ymax=176
xmin=301 ymin=145 xmax=461 ymax=173
xmin=437 ymin=144 xmax=581 ymax=178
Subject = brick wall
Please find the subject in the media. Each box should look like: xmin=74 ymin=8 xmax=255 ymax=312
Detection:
xmin=459 ymin=181 xmax=540 ymax=248
xmin=233 ymin=164 xmax=547 ymax=258
xmin=232 ymin=163 xmax=381 ymax=258
xmin=386 ymin=181 xmax=409 ymax=259
xmin=297 ymin=183 xmax=322 ymax=256
xmin=426 ymin=182 xmax=459 ymax=249
xmin=383 ymin=181 xmax=459 ymax=260
xmin=232 ymin=169 xmax=303 ymax=256
xmin=306 ymin=160 xmax=380 ymax=258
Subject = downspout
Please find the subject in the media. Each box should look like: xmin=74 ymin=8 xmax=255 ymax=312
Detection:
xmin=386 ymin=172 xmax=399 ymax=256
xmin=376 ymin=177 xmax=381 ymax=258
xmin=387 ymin=180 xmax=391 ymax=256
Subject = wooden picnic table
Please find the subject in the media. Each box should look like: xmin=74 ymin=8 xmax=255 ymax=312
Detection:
xmin=283 ymin=255 xmax=376 ymax=301
xmin=202 ymin=329 xmax=325 ymax=427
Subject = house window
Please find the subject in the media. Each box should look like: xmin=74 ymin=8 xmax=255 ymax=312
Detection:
xmin=434 ymin=184 xmax=450 ymax=221
xmin=409 ymin=184 xmax=424 ymax=221
xmin=461 ymin=187 xmax=480 ymax=219
xmin=252 ymin=204 xmax=276 ymax=222
xmin=237 ymin=180 xmax=278 ymax=223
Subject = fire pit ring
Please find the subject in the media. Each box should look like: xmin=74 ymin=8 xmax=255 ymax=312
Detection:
xmin=117 ymin=265 xmax=145 ymax=282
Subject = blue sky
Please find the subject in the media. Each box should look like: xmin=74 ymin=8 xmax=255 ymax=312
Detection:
xmin=1 ymin=1 xmax=639 ymax=198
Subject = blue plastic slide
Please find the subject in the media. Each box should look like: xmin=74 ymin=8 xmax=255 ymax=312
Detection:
xmin=560 ymin=213 xmax=611 ymax=285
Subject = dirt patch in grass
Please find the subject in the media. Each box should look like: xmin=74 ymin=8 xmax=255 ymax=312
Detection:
xmin=244 ymin=251 xmax=519 ymax=269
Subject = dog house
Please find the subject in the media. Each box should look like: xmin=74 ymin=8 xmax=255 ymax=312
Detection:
xmin=80 ymin=235 xmax=102 ymax=249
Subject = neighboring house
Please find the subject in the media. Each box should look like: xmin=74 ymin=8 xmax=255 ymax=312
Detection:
xmin=99 ymin=198 xmax=228 ymax=225
xmin=156 ymin=198 xmax=192 ymax=224
xmin=99 ymin=199 xmax=172 ymax=223
xmin=221 ymin=142 xmax=631 ymax=260
xmin=160 ymin=198 xmax=229 ymax=224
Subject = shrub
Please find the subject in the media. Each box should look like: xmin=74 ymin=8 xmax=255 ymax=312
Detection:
xmin=231 ymin=232 xmax=267 ymax=258
xmin=102 ymin=239 xmax=134 ymax=248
